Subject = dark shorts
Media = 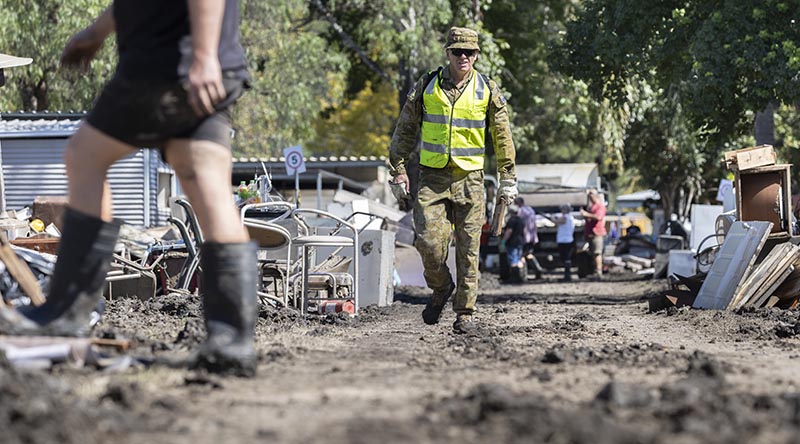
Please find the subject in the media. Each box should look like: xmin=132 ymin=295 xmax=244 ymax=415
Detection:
xmin=86 ymin=71 xmax=245 ymax=150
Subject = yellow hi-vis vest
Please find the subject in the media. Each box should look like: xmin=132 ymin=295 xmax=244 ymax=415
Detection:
xmin=420 ymin=69 xmax=490 ymax=170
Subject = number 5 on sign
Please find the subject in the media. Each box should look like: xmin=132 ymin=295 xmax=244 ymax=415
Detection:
xmin=283 ymin=145 xmax=306 ymax=175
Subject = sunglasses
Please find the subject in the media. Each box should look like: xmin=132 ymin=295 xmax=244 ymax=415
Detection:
xmin=450 ymin=48 xmax=477 ymax=57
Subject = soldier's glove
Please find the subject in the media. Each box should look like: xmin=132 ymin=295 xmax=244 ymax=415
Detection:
xmin=390 ymin=180 xmax=413 ymax=212
xmin=498 ymin=179 xmax=519 ymax=201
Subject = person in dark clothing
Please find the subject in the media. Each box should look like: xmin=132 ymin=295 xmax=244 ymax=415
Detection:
xmin=547 ymin=203 xmax=575 ymax=282
xmin=0 ymin=0 xmax=257 ymax=377
xmin=514 ymin=196 xmax=544 ymax=279
xmin=503 ymin=204 xmax=527 ymax=282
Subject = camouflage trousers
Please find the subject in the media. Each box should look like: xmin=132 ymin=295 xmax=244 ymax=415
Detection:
xmin=413 ymin=166 xmax=485 ymax=315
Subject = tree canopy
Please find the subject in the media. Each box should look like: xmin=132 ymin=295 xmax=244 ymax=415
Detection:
xmin=0 ymin=0 xmax=115 ymax=111
xmin=1 ymin=0 xmax=799 ymax=215
xmin=552 ymin=0 xmax=800 ymax=144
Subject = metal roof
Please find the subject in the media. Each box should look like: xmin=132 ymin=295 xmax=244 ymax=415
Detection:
xmin=0 ymin=117 xmax=82 ymax=139
xmin=0 ymin=115 xmax=390 ymax=166
xmin=233 ymin=155 xmax=387 ymax=168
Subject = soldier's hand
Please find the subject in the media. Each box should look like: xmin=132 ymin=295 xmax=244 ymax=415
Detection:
xmin=186 ymin=55 xmax=226 ymax=116
xmin=392 ymin=174 xmax=410 ymax=193
xmin=390 ymin=174 xmax=412 ymax=211
xmin=498 ymin=179 xmax=518 ymax=201
xmin=60 ymin=27 xmax=105 ymax=71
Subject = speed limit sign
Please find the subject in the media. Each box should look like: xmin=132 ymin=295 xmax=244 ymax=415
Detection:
xmin=283 ymin=145 xmax=306 ymax=175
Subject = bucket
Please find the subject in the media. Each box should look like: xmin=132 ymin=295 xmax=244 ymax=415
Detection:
xmin=0 ymin=219 xmax=29 ymax=241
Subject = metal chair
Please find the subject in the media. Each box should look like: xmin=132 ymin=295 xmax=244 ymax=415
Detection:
xmin=167 ymin=197 xmax=204 ymax=292
xmin=241 ymin=202 xmax=296 ymax=307
xmin=290 ymin=208 xmax=359 ymax=314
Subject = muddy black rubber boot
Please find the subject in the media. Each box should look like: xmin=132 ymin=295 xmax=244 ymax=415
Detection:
xmin=452 ymin=313 xmax=477 ymax=335
xmin=190 ymin=241 xmax=258 ymax=377
xmin=0 ymin=208 xmax=121 ymax=337
xmin=422 ymin=281 xmax=455 ymax=325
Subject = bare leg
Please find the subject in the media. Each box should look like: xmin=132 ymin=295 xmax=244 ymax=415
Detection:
xmin=164 ymin=138 xmax=256 ymax=376
xmin=163 ymin=139 xmax=247 ymax=242
xmin=64 ymin=123 xmax=137 ymax=220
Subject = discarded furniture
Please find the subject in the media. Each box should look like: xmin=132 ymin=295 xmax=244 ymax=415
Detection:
xmin=723 ymin=145 xmax=777 ymax=171
xmin=734 ymin=164 xmax=792 ymax=239
xmin=241 ymin=201 xmax=296 ymax=307
xmin=166 ymin=197 xmax=204 ymax=292
xmin=693 ymin=221 xmax=772 ymax=310
xmin=106 ymin=197 xmax=202 ymax=299
xmin=290 ymin=208 xmax=359 ymax=315
xmin=729 ymin=242 xmax=800 ymax=309
xmin=357 ymin=228 xmax=395 ymax=307
xmin=654 ymin=235 xmax=686 ymax=278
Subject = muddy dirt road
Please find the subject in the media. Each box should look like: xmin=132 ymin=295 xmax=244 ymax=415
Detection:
xmin=7 ymin=272 xmax=800 ymax=444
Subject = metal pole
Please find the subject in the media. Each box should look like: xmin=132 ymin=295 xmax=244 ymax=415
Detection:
xmin=294 ymin=170 xmax=300 ymax=207
xmin=317 ymin=172 xmax=322 ymax=210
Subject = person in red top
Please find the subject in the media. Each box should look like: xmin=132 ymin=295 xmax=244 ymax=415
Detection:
xmin=580 ymin=189 xmax=607 ymax=277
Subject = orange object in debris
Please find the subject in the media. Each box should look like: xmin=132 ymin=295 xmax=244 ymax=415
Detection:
xmin=318 ymin=300 xmax=355 ymax=315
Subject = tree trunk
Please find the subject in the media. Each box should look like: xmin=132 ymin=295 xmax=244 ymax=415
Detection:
xmin=20 ymin=84 xmax=36 ymax=111
xmin=35 ymin=82 xmax=49 ymax=112
xmin=754 ymin=102 xmax=775 ymax=146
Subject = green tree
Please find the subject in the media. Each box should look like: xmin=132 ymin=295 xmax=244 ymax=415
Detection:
xmin=0 ymin=0 xmax=114 ymax=111
xmin=234 ymin=0 xmax=350 ymax=157
xmin=624 ymin=92 xmax=705 ymax=218
xmin=552 ymin=0 xmax=800 ymax=144
xmin=307 ymin=81 xmax=398 ymax=156
xmin=485 ymin=0 xmax=603 ymax=165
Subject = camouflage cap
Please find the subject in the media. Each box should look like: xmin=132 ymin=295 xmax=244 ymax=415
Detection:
xmin=444 ymin=27 xmax=480 ymax=51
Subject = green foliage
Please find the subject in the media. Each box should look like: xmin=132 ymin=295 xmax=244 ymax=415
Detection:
xmin=551 ymin=0 xmax=800 ymax=212
xmin=0 ymin=0 xmax=115 ymax=111
xmin=624 ymin=93 xmax=705 ymax=217
xmin=482 ymin=0 xmax=607 ymax=170
xmin=233 ymin=0 xmax=350 ymax=157
xmin=307 ymin=81 xmax=398 ymax=156
xmin=552 ymin=0 xmax=800 ymax=144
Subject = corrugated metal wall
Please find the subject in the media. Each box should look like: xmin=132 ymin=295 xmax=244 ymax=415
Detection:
xmin=0 ymin=138 xmax=164 ymax=227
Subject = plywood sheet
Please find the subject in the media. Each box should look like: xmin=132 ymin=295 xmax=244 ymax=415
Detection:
xmin=693 ymin=221 xmax=772 ymax=310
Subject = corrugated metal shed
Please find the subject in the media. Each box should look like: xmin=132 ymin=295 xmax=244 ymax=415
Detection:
xmin=0 ymin=116 xmax=175 ymax=227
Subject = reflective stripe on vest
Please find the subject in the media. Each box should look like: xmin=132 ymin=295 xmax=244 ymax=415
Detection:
xmin=420 ymin=70 xmax=490 ymax=170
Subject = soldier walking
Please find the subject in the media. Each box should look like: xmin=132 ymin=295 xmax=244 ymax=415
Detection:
xmin=389 ymin=27 xmax=517 ymax=334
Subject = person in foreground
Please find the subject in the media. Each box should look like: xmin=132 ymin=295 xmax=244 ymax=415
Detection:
xmin=0 ymin=0 xmax=257 ymax=377
xmin=388 ymin=26 xmax=517 ymax=334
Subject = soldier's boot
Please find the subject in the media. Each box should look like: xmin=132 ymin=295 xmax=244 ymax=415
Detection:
xmin=452 ymin=313 xmax=477 ymax=335
xmin=421 ymin=281 xmax=456 ymax=325
xmin=0 ymin=208 xmax=121 ymax=337
xmin=189 ymin=242 xmax=258 ymax=377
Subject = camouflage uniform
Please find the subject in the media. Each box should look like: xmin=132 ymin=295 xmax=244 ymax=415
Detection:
xmin=389 ymin=46 xmax=516 ymax=316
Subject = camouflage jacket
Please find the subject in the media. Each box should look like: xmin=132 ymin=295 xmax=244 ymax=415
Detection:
xmin=388 ymin=66 xmax=516 ymax=181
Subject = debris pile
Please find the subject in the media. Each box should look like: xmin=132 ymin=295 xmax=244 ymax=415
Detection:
xmin=654 ymin=145 xmax=800 ymax=311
